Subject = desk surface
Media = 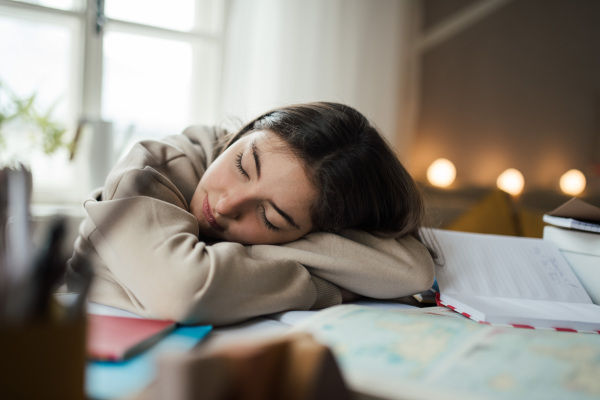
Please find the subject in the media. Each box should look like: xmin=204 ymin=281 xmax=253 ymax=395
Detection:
xmin=77 ymin=297 xmax=418 ymax=400
xmin=56 ymin=294 xmax=600 ymax=400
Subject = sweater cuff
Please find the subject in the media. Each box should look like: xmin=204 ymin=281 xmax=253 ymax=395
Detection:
xmin=310 ymin=275 xmax=342 ymax=310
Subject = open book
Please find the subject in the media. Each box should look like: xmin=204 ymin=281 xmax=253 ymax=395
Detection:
xmin=432 ymin=229 xmax=600 ymax=333
xmin=292 ymin=304 xmax=600 ymax=400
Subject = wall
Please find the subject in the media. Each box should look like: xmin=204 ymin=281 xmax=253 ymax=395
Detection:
xmin=221 ymin=0 xmax=413 ymax=146
xmin=410 ymin=0 xmax=600 ymax=208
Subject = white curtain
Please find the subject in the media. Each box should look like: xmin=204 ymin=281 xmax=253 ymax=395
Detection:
xmin=220 ymin=0 xmax=417 ymax=150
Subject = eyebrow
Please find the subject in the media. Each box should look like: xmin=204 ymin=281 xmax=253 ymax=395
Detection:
xmin=269 ymin=201 xmax=300 ymax=230
xmin=251 ymin=139 xmax=300 ymax=231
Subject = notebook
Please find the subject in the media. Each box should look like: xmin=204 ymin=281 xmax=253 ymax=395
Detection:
xmin=87 ymin=323 xmax=213 ymax=399
xmin=543 ymin=197 xmax=600 ymax=233
xmin=87 ymin=314 xmax=176 ymax=361
xmin=432 ymin=229 xmax=600 ymax=333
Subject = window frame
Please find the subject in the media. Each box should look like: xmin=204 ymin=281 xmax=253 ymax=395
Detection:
xmin=0 ymin=0 xmax=226 ymax=205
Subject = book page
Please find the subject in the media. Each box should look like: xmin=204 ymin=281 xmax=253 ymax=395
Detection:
xmin=432 ymin=230 xmax=591 ymax=303
xmin=292 ymin=304 xmax=488 ymax=400
xmin=292 ymin=304 xmax=600 ymax=399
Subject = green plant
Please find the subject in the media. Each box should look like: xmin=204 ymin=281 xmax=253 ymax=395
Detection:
xmin=0 ymin=79 xmax=68 ymax=157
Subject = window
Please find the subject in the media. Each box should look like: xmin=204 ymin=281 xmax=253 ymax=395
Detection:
xmin=0 ymin=0 xmax=225 ymax=204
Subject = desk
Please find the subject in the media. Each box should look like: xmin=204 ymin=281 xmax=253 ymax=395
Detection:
xmin=64 ymin=296 xmax=600 ymax=400
xmin=78 ymin=298 xmax=416 ymax=400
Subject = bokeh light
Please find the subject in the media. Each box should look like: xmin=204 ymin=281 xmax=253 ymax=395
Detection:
xmin=559 ymin=169 xmax=586 ymax=196
xmin=497 ymin=168 xmax=524 ymax=196
xmin=427 ymin=158 xmax=456 ymax=188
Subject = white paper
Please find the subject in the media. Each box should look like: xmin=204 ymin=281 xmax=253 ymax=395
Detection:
xmin=432 ymin=229 xmax=592 ymax=303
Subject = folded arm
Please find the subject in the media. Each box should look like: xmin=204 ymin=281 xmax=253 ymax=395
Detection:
xmin=253 ymin=229 xmax=435 ymax=300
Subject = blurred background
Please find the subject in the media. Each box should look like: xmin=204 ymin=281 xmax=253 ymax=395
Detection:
xmin=1 ymin=0 xmax=599 ymax=237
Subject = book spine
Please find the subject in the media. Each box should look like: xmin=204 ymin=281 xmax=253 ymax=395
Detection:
xmin=435 ymin=293 xmax=487 ymax=325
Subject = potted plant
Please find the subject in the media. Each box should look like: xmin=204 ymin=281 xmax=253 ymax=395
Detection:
xmin=0 ymin=79 xmax=69 ymax=163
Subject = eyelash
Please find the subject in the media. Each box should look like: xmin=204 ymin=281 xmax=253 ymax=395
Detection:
xmin=261 ymin=207 xmax=280 ymax=232
xmin=235 ymin=152 xmax=249 ymax=178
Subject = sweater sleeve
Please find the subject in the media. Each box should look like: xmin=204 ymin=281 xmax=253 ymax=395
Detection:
xmin=250 ymin=230 xmax=435 ymax=300
xmin=83 ymin=195 xmax=321 ymax=326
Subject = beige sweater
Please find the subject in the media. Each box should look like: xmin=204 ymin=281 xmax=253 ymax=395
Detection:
xmin=66 ymin=125 xmax=434 ymax=326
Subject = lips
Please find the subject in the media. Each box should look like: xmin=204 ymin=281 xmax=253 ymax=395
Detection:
xmin=203 ymin=196 xmax=225 ymax=232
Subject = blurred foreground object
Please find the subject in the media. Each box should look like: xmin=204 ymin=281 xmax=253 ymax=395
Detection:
xmin=150 ymin=333 xmax=351 ymax=400
xmin=0 ymin=164 xmax=90 ymax=399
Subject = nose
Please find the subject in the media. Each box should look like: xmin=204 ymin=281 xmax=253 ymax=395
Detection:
xmin=215 ymin=189 xmax=253 ymax=219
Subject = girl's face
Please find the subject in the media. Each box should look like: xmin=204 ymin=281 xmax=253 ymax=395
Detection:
xmin=190 ymin=130 xmax=317 ymax=245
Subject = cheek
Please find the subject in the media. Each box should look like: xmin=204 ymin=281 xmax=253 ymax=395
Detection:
xmin=200 ymin=164 xmax=221 ymax=190
xmin=226 ymin=222 xmax=265 ymax=244
xmin=226 ymin=214 xmax=278 ymax=243
xmin=227 ymin=220 xmax=308 ymax=245
xmin=191 ymin=162 xmax=226 ymax=216
xmin=200 ymin=158 xmax=235 ymax=196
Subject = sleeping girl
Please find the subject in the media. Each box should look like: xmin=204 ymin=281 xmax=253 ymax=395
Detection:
xmin=66 ymin=102 xmax=434 ymax=326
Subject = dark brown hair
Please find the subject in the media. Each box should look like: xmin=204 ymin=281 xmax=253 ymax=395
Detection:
xmin=225 ymin=102 xmax=425 ymax=240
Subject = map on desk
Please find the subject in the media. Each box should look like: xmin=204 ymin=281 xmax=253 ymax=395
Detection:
xmin=293 ymin=305 xmax=600 ymax=400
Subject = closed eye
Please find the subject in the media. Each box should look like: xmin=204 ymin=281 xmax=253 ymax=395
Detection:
xmin=235 ymin=152 xmax=249 ymax=178
xmin=260 ymin=206 xmax=280 ymax=232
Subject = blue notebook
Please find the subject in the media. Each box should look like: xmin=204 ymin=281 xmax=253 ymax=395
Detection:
xmin=86 ymin=324 xmax=212 ymax=399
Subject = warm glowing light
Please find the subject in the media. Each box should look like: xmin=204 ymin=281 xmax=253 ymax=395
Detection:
xmin=427 ymin=158 xmax=456 ymax=188
xmin=496 ymin=168 xmax=524 ymax=196
xmin=560 ymin=169 xmax=586 ymax=196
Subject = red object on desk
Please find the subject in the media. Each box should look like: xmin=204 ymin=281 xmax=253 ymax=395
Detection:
xmin=87 ymin=314 xmax=176 ymax=361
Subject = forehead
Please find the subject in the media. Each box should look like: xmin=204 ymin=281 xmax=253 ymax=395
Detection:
xmin=240 ymin=130 xmax=285 ymax=151
xmin=244 ymin=130 xmax=301 ymax=174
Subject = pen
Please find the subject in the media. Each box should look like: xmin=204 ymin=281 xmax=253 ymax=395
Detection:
xmin=66 ymin=255 xmax=94 ymax=321
xmin=0 ymin=168 xmax=8 ymax=319
xmin=29 ymin=216 xmax=68 ymax=319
